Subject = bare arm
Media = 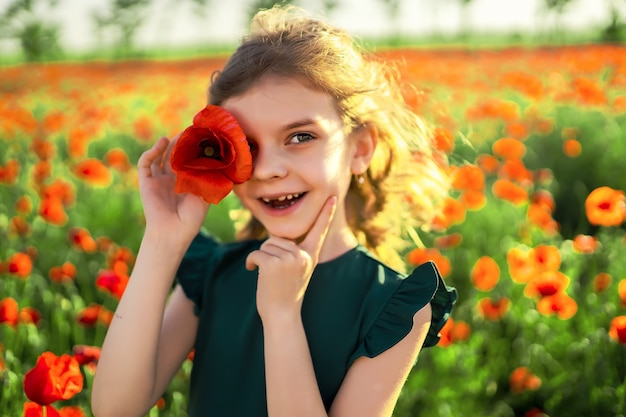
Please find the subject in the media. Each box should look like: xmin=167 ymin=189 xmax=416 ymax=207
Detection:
xmin=263 ymin=304 xmax=432 ymax=417
xmin=329 ymin=304 xmax=432 ymax=417
xmin=91 ymin=246 xmax=198 ymax=417
xmin=92 ymin=137 xmax=207 ymax=417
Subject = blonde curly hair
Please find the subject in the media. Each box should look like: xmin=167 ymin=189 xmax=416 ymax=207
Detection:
xmin=208 ymin=5 xmax=449 ymax=272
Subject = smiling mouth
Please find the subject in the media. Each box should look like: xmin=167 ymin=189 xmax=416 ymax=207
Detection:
xmin=261 ymin=192 xmax=306 ymax=209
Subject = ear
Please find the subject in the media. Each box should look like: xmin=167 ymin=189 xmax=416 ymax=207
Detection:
xmin=350 ymin=124 xmax=378 ymax=175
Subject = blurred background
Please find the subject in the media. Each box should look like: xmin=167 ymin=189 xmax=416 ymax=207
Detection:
xmin=1 ymin=0 xmax=626 ymax=62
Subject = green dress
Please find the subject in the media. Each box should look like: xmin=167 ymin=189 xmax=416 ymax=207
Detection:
xmin=176 ymin=230 xmax=457 ymax=416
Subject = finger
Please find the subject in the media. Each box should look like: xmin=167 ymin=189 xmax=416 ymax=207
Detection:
xmin=163 ymin=132 xmax=182 ymax=175
xmin=151 ymin=138 xmax=169 ymax=176
xmin=300 ymin=195 xmax=337 ymax=257
xmin=246 ymin=250 xmax=271 ymax=271
xmin=260 ymin=236 xmax=298 ymax=254
xmin=138 ymin=137 xmax=168 ymax=178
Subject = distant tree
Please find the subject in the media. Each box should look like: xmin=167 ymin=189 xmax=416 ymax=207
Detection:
xmin=601 ymin=0 xmax=626 ymax=42
xmin=92 ymin=0 xmax=152 ymax=56
xmin=540 ymin=0 xmax=577 ymax=40
xmin=0 ymin=0 xmax=63 ymax=61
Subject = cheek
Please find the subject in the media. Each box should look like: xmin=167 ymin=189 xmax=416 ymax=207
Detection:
xmin=232 ymin=185 xmax=249 ymax=206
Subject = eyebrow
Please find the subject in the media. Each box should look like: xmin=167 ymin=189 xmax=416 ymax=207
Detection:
xmin=283 ymin=119 xmax=320 ymax=131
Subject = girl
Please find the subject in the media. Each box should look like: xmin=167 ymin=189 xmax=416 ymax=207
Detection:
xmin=91 ymin=5 xmax=456 ymax=417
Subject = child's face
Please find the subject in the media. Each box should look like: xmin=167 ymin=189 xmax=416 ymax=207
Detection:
xmin=225 ymin=76 xmax=362 ymax=251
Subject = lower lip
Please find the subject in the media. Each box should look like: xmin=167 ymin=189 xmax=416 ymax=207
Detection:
xmin=259 ymin=194 xmax=305 ymax=217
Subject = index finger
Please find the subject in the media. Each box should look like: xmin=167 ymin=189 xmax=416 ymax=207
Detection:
xmin=299 ymin=195 xmax=338 ymax=257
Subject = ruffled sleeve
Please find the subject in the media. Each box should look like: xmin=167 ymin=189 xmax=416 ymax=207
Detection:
xmin=348 ymin=261 xmax=457 ymax=365
xmin=176 ymin=230 xmax=222 ymax=316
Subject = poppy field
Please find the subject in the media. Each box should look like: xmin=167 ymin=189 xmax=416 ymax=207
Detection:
xmin=1 ymin=44 xmax=626 ymax=417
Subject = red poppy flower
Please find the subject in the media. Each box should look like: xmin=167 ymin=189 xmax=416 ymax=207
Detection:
xmin=471 ymin=256 xmax=500 ymax=291
xmin=95 ymin=269 xmax=129 ymax=299
xmin=49 ymin=262 xmax=78 ymax=283
xmin=492 ymin=137 xmax=526 ymax=160
xmin=585 ymin=186 xmax=626 ymax=227
xmin=170 ymin=104 xmax=252 ymax=204
xmin=492 ymin=179 xmax=528 ymax=205
xmin=23 ymin=402 xmax=61 ymax=417
xmin=75 ymin=304 xmax=102 ymax=327
xmin=592 ymin=272 xmax=612 ymax=293
xmin=0 ymin=297 xmax=19 ymax=327
xmin=23 ymin=351 xmax=84 ymax=405
xmin=536 ymin=292 xmax=578 ymax=319
xmin=609 ymin=315 xmax=626 ymax=345
xmin=38 ymin=198 xmax=68 ymax=226
xmin=68 ymin=227 xmax=97 ymax=253
xmin=58 ymin=405 xmax=87 ymax=417
xmin=6 ymin=252 xmax=33 ymax=278
xmin=406 ymin=247 xmax=451 ymax=277
xmin=72 ymin=158 xmax=111 ymax=186
xmin=72 ymin=345 xmax=101 ymax=366
xmin=477 ymin=297 xmax=510 ymax=321
xmin=19 ymin=307 xmax=42 ymax=325
xmin=509 ymin=366 xmax=542 ymax=394
xmin=572 ymin=234 xmax=599 ymax=254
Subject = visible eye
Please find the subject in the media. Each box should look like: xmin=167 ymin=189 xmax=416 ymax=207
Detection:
xmin=288 ymin=132 xmax=315 ymax=144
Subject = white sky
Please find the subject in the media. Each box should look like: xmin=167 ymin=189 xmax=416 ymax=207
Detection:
xmin=1 ymin=0 xmax=624 ymax=52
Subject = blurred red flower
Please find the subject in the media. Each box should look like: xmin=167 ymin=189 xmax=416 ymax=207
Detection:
xmin=451 ymin=164 xmax=484 ymax=192
xmin=592 ymin=272 xmax=612 ymax=293
xmin=563 ymin=139 xmax=582 ymax=157
xmin=38 ymin=197 xmax=68 ymax=226
xmin=433 ymin=233 xmax=463 ymax=249
xmin=471 ymin=256 xmax=500 ymax=291
xmin=6 ymin=252 xmax=33 ymax=278
xmin=72 ymin=158 xmax=111 ymax=186
xmin=170 ymin=104 xmax=253 ymax=204
xmin=23 ymin=351 xmax=84 ymax=405
xmin=58 ymin=406 xmax=87 ymax=417
xmin=585 ymin=186 xmax=626 ymax=227
xmin=509 ymin=366 xmax=541 ymax=394
xmin=104 ymin=148 xmax=131 ymax=172
xmin=524 ymin=270 xmax=570 ymax=298
xmin=0 ymin=159 xmax=20 ymax=184
xmin=477 ymin=297 xmax=510 ymax=321
xmin=0 ymin=297 xmax=19 ymax=327
xmin=431 ymin=126 xmax=455 ymax=153
xmin=95 ymin=269 xmax=129 ymax=299
xmin=431 ymin=197 xmax=466 ymax=231
xmin=492 ymin=137 xmax=526 ymax=160
xmin=23 ymin=402 xmax=61 ymax=417
xmin=572 ymin=234 xmax=599 ymax=254
xmin=536 ymin=292 xmax=578 ymax=319
xmin=68 ymin=227 xmax=97 ymax=253
xmin=609 ymin=315 xmax=626 ymax=345
xmin=492 ymin=179 xmax=528 ymax=205
xmin=19 ymin=307 xmax=42 ymax=325
xmin=406 ymin=247 xmax=451 ymax=277
xmin=49 ymin=262 xmax=78 ymax=283
xmin=72 ymin=345 xmax=101 ymax=366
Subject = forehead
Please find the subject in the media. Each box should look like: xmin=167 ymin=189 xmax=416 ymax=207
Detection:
xmin=221 ymin=76 xmax=343 ymax=133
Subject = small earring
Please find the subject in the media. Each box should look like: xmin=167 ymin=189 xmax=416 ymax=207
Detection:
xmin=356 ymin=174 xmax=365 ymax=185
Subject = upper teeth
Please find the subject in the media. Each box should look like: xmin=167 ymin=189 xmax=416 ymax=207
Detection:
xmin=262 ymin=193 xmax=301 ymax=203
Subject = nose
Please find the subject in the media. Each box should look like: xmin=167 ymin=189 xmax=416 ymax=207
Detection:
xmin=251 ymin=145 xmax=287 ymax=181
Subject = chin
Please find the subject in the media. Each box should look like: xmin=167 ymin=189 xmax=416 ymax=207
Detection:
xmin=264 ymin=226 xmax=306 ymax=242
